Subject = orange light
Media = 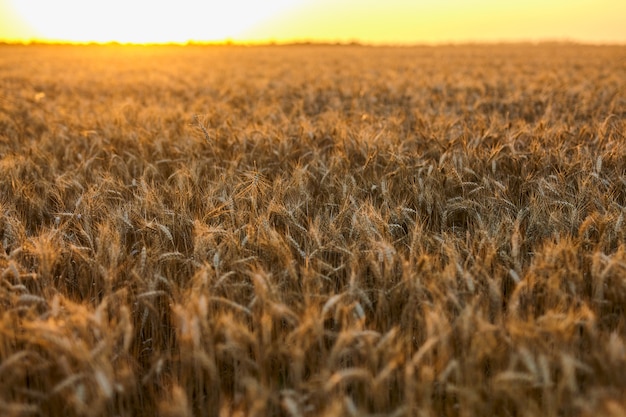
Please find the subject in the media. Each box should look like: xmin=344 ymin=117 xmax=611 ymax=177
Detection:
xmin=2 ymin=0 xmax=625 ymax=45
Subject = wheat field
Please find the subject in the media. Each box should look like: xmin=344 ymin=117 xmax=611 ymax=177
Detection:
xmin=0 ymin=43 xmax=625 ymax=417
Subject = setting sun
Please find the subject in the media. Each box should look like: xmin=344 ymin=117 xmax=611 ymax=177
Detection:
xmin=1 ymin=0 xmax=625 ymax=44
xmin=2 ymin=0 xmax=304 ymax=44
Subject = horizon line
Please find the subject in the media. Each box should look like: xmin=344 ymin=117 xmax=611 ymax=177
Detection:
xmin=1 ymin=38 xmax=625 ymax=48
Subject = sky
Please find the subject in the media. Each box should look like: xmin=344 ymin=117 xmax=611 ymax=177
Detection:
xmin=1 ymin=0 xmax=625 ymax=45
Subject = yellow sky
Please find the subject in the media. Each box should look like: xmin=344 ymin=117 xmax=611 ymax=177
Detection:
xmin=1 ymin=0 xmax=624 ymax=44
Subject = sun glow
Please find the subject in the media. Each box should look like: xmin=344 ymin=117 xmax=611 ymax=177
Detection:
xmin=2 ymin=0 xmax=625 ymax=44
xmin=241 ymin=0 xmax=626 ymax=45
xmin=8 ymin=0 xmax=303 ymax=44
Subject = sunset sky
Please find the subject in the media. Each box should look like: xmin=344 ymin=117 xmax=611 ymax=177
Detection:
xmin=1 ymin=0 xmax=624 ymax=45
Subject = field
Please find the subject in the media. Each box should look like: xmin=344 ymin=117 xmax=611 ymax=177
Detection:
xmin=1 ymin=43 xmax=625 ymax=417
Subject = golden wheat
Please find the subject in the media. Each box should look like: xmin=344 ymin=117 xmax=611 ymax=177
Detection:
xmin=0 ymin=43 xmax=625 ymax=417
